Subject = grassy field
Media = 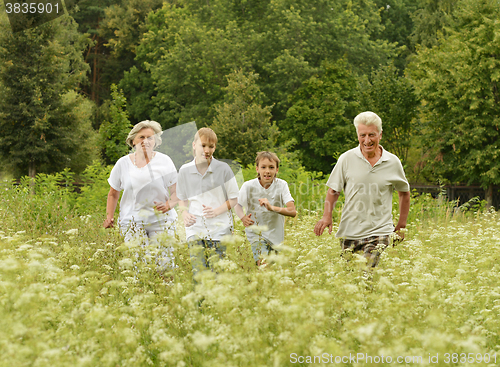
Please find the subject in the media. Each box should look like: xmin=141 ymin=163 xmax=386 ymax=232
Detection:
xmin=0 ymin=176 xmax=499 ymax=366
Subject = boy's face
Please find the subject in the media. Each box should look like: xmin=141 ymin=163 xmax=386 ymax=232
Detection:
xmin=256 ymin=158 xmax=278 ymax=187
xmin=193 ymin=135 xmax=216 ymax=163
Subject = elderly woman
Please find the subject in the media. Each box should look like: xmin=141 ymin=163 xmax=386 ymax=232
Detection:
xmin=103 ymin=120 xmax=179 ymax=247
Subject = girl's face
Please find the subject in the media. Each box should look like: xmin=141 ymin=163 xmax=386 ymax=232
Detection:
xmin=256 ymin=158 xmax=278 ymax=187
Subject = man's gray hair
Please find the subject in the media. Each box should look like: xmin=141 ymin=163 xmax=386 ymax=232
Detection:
xmin=353 ymin=111 xmax=383 ymax=133
xmin=126 ymin=120 xmax=163 ymax=148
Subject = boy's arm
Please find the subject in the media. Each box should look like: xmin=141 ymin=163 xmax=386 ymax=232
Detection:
xmin=202 ymin=198 xmax=238 ymax=218
xmin=234 ymin=203 xmax=255 ymax=227
xmin=180 ymin=199 xmax=196 ymax=227
xmin=258 ymin=199 xmax=297 ymax=217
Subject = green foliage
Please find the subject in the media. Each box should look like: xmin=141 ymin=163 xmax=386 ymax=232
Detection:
xmin=0 ymin=170 xmax=76 ymax=236
xmin=409 ymin=0 xmax=456 ymax=49
xmin=281 ymin=60 xmax=359 ymax=173
xmin=0 ymin=16 xmax=93 ymax=177
xmin=360 ymin=64 xmax=420 ymax=163
xmin=211 ymin=70 xmax=278 ymax=166
xmin=374 ymin=0 xmax=418 ymax=69
xmin=74 ymin=161 xmax=114 ymax=216
xmin=98 ymin=84 xmax=133 ymax=165
xmin=1 ymin=181 xmax=500 ymax=365
xmin=407 ymin=0 xmax=500 ymax=190
xmin=120 ymin=0 xmax=397 ymax=126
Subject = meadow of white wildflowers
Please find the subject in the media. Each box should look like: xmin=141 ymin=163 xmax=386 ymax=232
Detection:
xmin=1 ymin=177 xmax=499 ymax=366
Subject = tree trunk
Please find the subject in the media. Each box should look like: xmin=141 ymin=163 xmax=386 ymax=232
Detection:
xmin=28 ymin=160 xmax=36 ymax=195
xmin=485 ymin=184 xmax=493 ymax=209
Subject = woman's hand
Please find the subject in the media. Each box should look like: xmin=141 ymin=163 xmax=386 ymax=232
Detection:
xmin=103 ymin=217 xmax=114 ymax=228
xmin=154 ymin=201 xmax=171 ymax=213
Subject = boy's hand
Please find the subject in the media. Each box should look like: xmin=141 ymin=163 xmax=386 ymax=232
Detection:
xmin=202 ymin=204 xmax=217 ymax=218
xmin=242 ymin=213 xmax=255 ymax=227
xmin=259 ymin=198 xmax=274 ymax=212
xmin=182 ymin=211 xmax=196 ymax=227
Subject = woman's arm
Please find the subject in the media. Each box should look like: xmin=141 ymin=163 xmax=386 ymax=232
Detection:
xmin=103 ymin=187 xmax=120 ymax=228
xmin=155 ymin=183 xmax=180 ymax=213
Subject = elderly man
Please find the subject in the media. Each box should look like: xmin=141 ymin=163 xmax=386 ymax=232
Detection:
xmin=314 ymin=111 xmax=410 ymax=267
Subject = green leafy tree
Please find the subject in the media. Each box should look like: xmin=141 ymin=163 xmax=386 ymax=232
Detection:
xmin=409 ymin=0 xmax=455 ymax=49
xmin=374 ymin=0 xmax=418 ymax=70
xmin=98 ymin=84 xmax=133 ymax=165
xmin=120 ymin=0 xmax=397 ymax=127
xmin=211 ymin=70 xmax=278 ymax=167
xmin=281 ymin=60 xmax=360 ymax=173
xmin=0 ymin=16 xmax=94 ymax=177
xmin=408 ymin=0 xmax=500 ymax=206
xmin=360 ymin=64 xmax=419 ymax=163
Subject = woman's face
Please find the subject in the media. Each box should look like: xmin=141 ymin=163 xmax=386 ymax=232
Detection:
xmin=133 ymin=128 xmax=156 ymax=156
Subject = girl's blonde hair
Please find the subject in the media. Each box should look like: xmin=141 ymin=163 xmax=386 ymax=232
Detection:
xmin=255 ymin=151 xmax=280 ymax=179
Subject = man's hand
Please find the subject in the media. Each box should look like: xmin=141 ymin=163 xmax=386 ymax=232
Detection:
xmin=183 ymin=211 xmax=196 ymax=227
xmin=242 ymin=213 xmax=255 ymax=227
xmin=393 ymin=224 xmax=406 ymax=243
xmin=314 ymin=217 xmax=333 ymax=236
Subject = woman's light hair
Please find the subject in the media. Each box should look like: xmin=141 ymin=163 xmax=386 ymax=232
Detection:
xmin=126 ymin=120 xmax=163 ymax=148
xmin=255 ymin=151 xmax=280 ymax=179
xmin=353 ymin=111 xmax=383 ymax=133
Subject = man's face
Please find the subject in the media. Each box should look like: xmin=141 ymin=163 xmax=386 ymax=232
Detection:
xmin=193 ymin=136 xmax=216 ymax=163
xmin=357 ymin=123 xmax=382 ymax=156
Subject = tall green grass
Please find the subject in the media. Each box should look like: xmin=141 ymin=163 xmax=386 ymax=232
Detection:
xmin=0 ymin=167 xmax=498 ymax=366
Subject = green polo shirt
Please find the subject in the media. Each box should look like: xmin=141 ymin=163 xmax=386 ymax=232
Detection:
xmin=326 ymin=146 xmax=410 ymax=240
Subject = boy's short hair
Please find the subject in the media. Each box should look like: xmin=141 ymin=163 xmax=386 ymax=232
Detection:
xmin=255 ymin=151 xmax=280 ymax=168
xmin=194 ymin=127 xmax=217 ymax=144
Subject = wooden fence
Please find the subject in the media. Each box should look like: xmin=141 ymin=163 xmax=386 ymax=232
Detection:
xmin=411 ymin=184 xmax=500 ymax=209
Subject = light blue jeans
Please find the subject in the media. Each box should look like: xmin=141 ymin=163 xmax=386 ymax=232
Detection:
xmin=251 ymin=238 xmax=277 ymax=263
xmin=188 ymin=239 xmax=227 ymax=281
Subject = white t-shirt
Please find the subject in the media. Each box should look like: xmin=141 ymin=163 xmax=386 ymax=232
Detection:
xmin=326 ymin=146 xmax=410 ymax=239
xmin=238 ymin=178 xmax=294 ymax=246
xmin=108 ymin=152 xmax=178 ymax=228
xmin=177 ymin=158 xmax=240 ymax=241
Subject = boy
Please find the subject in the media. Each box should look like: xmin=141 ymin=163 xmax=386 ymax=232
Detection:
xmin=176 ymin=128 xmax=240 ymax=278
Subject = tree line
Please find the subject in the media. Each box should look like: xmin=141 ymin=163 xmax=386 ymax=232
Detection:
xmin=0 ymin=0 xmax=499 ymax=204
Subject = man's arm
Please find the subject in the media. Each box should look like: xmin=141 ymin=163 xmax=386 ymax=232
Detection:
xmin=314 ymin=188 xmax=340 ymax=236
xmin=394 ymin=191 xmax=410 ymax=240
